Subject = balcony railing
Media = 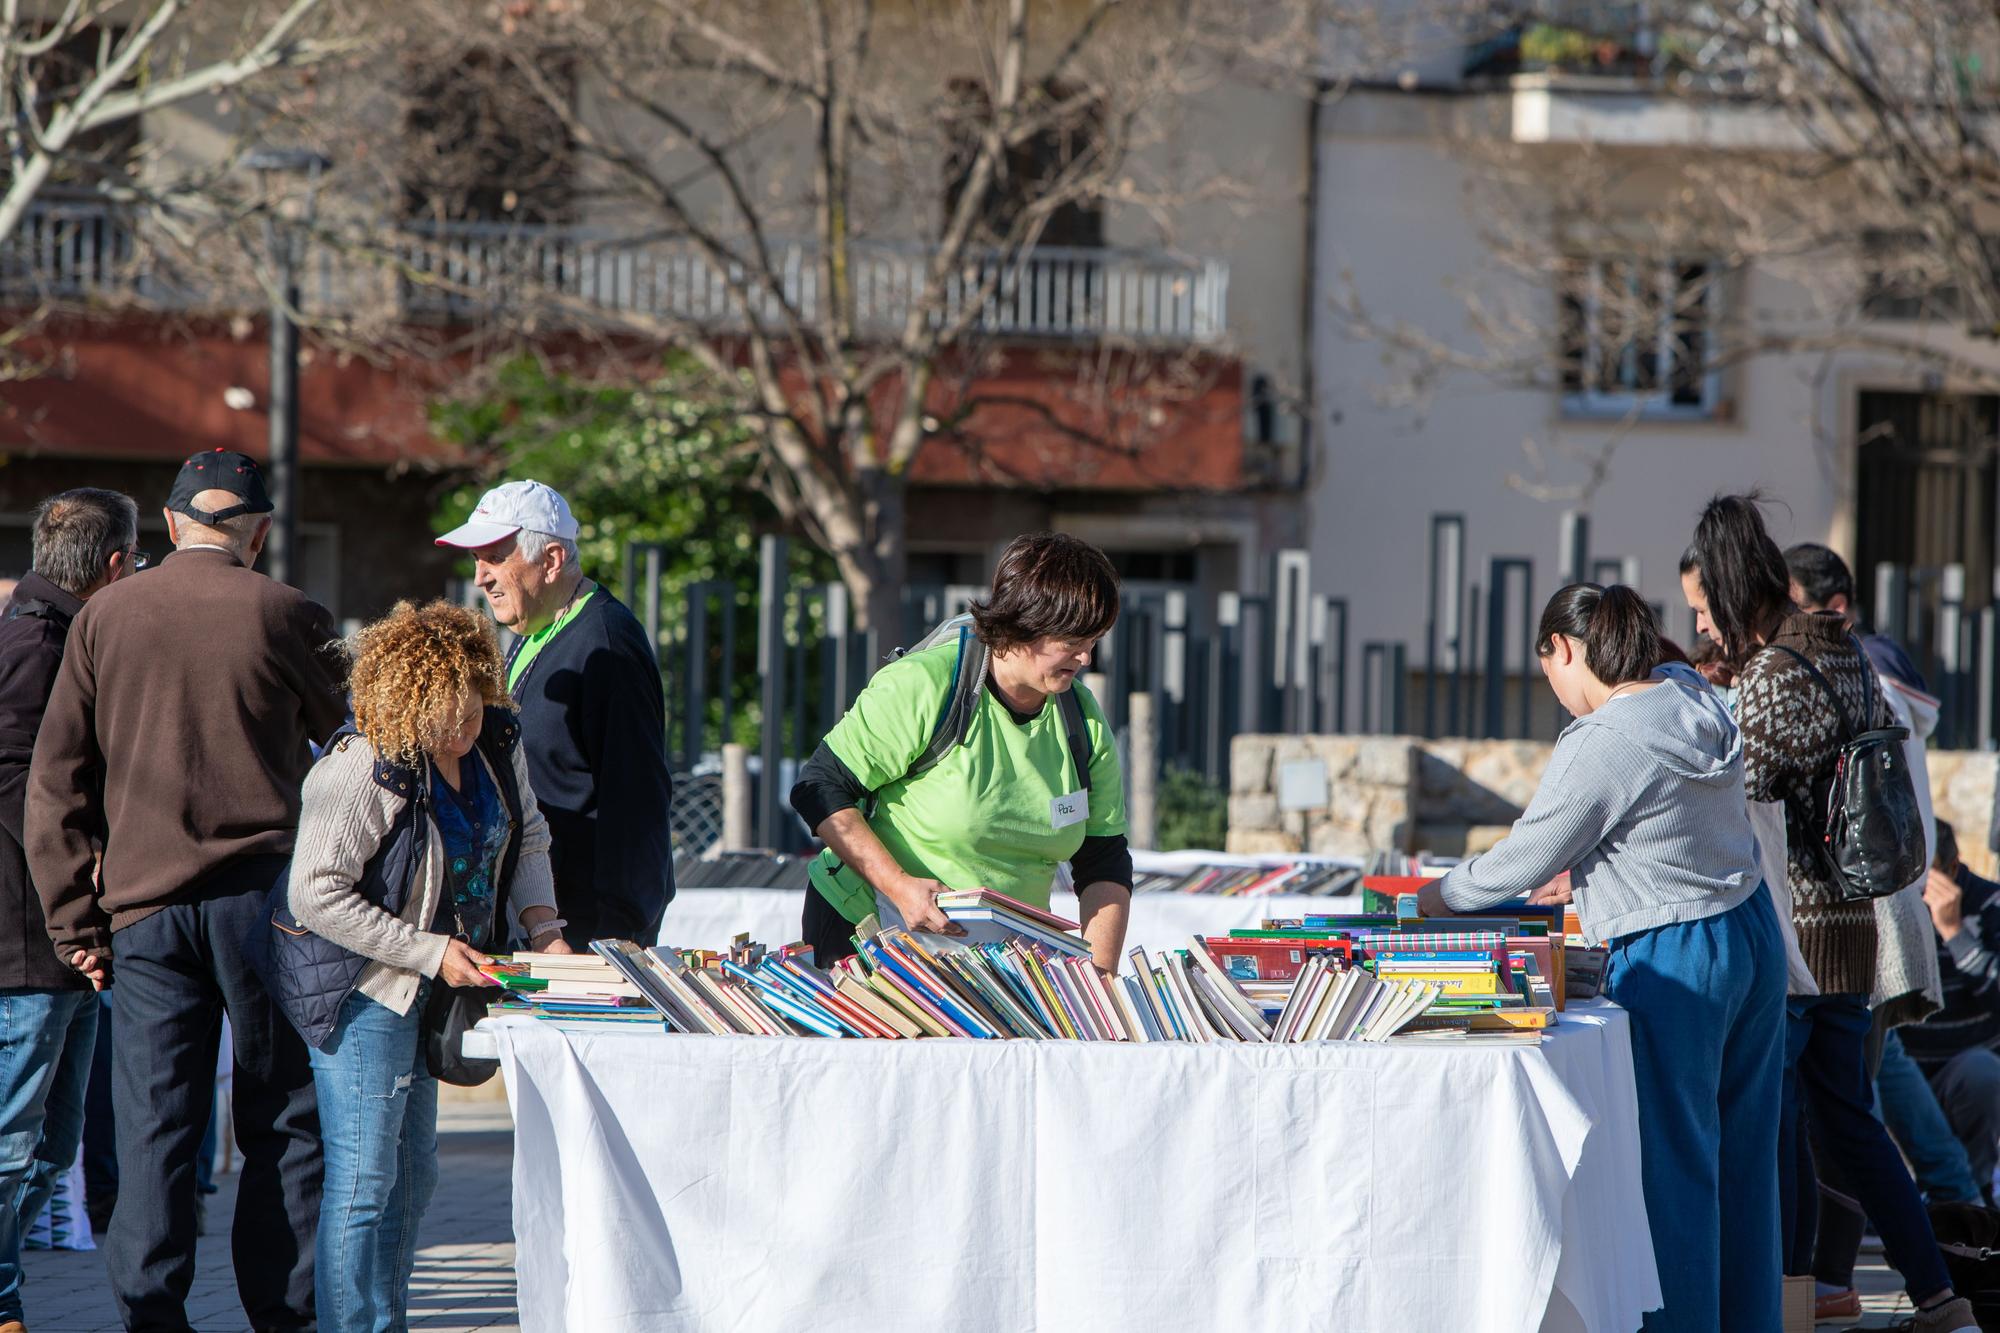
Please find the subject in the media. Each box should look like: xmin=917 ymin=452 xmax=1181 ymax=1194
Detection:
xmin=0 ymin=204 xmax=1230 ymax=346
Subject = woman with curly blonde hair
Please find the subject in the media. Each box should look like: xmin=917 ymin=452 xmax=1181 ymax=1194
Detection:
xmin=280 ymin=600 xmax=571 ymax=1333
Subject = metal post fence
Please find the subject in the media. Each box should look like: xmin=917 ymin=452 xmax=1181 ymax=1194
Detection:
xmin=1484 ymin=558 xmax=1535 ymax=740
xmin=755 ymin=535 xmax=787 ymax=849
xmin=1423 ymin=515 xmax=1466 ymax=740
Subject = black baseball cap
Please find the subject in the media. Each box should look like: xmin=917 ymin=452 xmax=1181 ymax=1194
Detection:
xmin=168 ymin=449 xmax=273 ymax=524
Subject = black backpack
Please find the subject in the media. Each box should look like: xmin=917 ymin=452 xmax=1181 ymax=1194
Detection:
xmin=892 ymin=614 xmax=1093 ymax=795
xmin=1770 ymin=636 xmax=1925 ymax=902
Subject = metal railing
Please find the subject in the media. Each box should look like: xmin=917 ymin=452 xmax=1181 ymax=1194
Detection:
xmin=0 ymin=202 xmax=142 ymax=302
xmin=397 ymin=221 xmax=1228 ymax=343
xmin=1 ymin=203 xmax=1230 ymax=345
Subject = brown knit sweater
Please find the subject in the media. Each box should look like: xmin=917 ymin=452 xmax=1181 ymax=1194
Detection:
xmin=1736 ymin=611 xmax=1891 ymax=996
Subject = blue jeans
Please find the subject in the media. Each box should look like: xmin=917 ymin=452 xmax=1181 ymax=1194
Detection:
xmin=1784 ymin=993 xmax=1953 ymax=1303
xmin=310 ymin=987 xmax=439 ymax=1333
xmin=1877 ymin=1030 xmax=1984 ymax=1205
xmin=0 ymin=989 xmax=98 ymax=1320
xmin=1605 ymin=892 xmax=1785 ymax=1333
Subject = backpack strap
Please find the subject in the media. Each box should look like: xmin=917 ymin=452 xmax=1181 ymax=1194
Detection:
xmin=903 ymin=626 xmax=989 ymax=783
xmin=1058 ymin=688 xmax=1093 ymax=795
xmin=896 ymin=628 xmax=1095 ymax=795
xmin=1768 ymin=644 xmax=1859 ymax=742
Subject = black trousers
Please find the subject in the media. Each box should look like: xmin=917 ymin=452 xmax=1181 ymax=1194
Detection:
xmin=108 ymin=860 xmax=320 ymax=1332
xmin=802 ymin=884 xmax=860 ymax=968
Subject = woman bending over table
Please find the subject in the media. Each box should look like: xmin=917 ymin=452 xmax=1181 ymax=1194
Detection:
xmin=283 ymin=601 xmax=572 ymax=1333
xmin=790 ymin=532 xmax=1132 ymax=973
xmin=1418 ymin=584 xmax=1784 ymax=1333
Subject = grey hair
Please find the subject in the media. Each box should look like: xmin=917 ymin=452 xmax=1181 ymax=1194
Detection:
xmin=31 ymin=489 xmax=139 ymax=596
xmin=516 ymin=528 xmax=578 ymax=566
xmin=172 ymin=509 xmax=266 ymax=558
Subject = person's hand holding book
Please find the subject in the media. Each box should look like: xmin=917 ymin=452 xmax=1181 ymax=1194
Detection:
xmin=885 ymin=874 xmax=969 ymax=937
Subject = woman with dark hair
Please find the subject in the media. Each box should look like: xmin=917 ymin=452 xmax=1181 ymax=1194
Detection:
xmin=1681 ymin=494 xmax=1973 ymax=1332
xmin=789 ymin=533 xmax=1131 ymax=972
xmin=1418 ymin=584 xmax=1783 ymax=1331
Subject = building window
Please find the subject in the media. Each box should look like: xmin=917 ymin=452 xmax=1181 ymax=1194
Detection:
xmin=1559 ymin=258 xmax=1720 ymax=419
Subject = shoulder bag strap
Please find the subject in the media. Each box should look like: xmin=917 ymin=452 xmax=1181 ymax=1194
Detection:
xmin=1768 ymin=644 xmax=1859 ymax=743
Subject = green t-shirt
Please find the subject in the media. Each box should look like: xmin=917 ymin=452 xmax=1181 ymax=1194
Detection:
xmin=808 ymin=641 xmax=1127 ymax=925
xmin=506 ymin=584 xmax=598 ymax=692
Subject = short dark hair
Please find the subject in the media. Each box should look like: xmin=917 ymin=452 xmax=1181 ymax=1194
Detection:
xmin=1680 ymin=493 xmax=1793 ymax=669
xmin=1936 ymin=818 xmax=1961 ymax=872
xmin=970 ymin=533 xmax=1120 ymax=653
xmin=32 ymin=488 xmax=137 ymax=597
xmin=1785 ymin=543 xmax=1855 ymax=613
xmin=1536 ymin=583 xmax=1660 ymax=686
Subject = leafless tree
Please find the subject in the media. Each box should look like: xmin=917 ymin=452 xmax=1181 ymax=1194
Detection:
xmin=0 ymin=0 xmax=348 ymax=376
xmin=356 ymin=0 xmax=1367 ymax=633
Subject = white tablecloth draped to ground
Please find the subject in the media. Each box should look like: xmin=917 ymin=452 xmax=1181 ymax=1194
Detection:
xmin=658 ymin=887 xmax=1366 ymax=958
xmin=492 ymin=1001 xmax=1659 ymax=1333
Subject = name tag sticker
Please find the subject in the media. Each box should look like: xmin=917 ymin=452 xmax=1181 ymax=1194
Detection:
xmin=1051 ymin=790 xmax=1089 ymax=830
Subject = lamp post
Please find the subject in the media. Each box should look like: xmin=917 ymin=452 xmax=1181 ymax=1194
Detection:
xmin=243 ymin=147 xmax=331 ymax=589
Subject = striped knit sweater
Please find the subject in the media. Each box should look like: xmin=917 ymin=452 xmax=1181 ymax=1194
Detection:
xmin=1736 ymin=611 xmax=1891 ymax=997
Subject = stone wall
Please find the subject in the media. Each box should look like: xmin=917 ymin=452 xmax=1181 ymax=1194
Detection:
xmin=1226 ymin=736 xmax=1416 ymax=858
xmin=1228 ymin=734 xmax=2000 ymax=877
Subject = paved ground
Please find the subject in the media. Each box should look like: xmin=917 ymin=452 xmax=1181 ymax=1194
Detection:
xmin=22 ymin=1101 xmax=520 ymax=1333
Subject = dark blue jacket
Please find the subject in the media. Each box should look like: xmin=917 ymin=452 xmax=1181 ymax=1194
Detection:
xmin=254 ymin=708 xmax=524 ymax=1048
xmin=506 ymin=584 xmax=674 ymax=946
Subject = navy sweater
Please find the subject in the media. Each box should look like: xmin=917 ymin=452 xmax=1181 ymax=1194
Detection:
xmin=506 ymin=584 xmax=675 ymax=946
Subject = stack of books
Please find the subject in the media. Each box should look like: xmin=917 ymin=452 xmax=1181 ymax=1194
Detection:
xmin=483 ymin=953 xmax=664 ymax=1025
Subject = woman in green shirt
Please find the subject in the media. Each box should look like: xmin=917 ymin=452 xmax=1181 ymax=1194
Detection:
xmin=790 ymin=533 xmax=1133 ymax=973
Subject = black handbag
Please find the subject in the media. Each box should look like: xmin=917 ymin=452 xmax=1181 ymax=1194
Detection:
xmin=1929 ymin=1202 xmax=2000 ymax=1328
xmin=422 ymin=974 xmax=499 ymax=1087
xmin=1770 ymin=636 xmax=1925 ymax=902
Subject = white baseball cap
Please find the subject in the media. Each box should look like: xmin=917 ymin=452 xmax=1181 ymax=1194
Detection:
xmin=435 ymin=480 xmax=580 ymax=550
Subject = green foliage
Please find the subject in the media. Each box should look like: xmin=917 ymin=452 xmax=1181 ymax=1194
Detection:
xmin=1154 ymin=764 xmax=1226 ymax=853
xmin=430 ymin=353 xmax=834 ymax=756
xmin=1519 ymin=24 xmax=1602 ymax=70
xmin=430 ymin=353 xmax=769 ymax=606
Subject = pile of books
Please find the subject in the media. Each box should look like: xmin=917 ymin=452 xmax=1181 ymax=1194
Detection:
xmin=473 ymin=876 xmax=1566 ymax=1043
xmin=482 ymin=953 xmax=664 ymax=1025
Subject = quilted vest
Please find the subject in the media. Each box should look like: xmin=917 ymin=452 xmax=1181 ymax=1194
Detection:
xmin=250 ymin=707 xmax=524 ymax=1049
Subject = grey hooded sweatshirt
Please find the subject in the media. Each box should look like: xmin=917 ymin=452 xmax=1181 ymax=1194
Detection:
xmin=1438 ymin=662 xmax=1764 ymax=944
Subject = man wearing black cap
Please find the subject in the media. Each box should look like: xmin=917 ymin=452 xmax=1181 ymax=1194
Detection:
xmin=26 ymin=450 xmax=344 ymax=1332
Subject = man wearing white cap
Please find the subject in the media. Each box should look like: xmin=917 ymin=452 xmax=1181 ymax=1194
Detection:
xmin=437 ymin=481 xmax=675 ymax=946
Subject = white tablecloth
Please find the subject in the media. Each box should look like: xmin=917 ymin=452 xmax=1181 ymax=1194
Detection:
xmin=660 ymin=887 xmax=1367 ymax=958
xmin=492 ymin=1001 xmax=1659 ymax=1333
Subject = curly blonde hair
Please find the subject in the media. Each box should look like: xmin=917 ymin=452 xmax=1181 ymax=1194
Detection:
xmin=349 ymin=600 xmax=511 ymax=764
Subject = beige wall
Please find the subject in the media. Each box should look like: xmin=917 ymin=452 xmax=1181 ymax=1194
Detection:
xmin=1308 ymin=87 xmax=2000 ymax=705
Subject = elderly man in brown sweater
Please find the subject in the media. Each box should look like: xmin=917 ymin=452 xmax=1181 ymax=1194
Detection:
xmin=26 ymin=450 xmax=345 ymax=1333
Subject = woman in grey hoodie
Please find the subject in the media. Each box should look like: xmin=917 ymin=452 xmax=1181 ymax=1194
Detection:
xmin=1419 ymin=585 xmax=1785 ymax=1333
